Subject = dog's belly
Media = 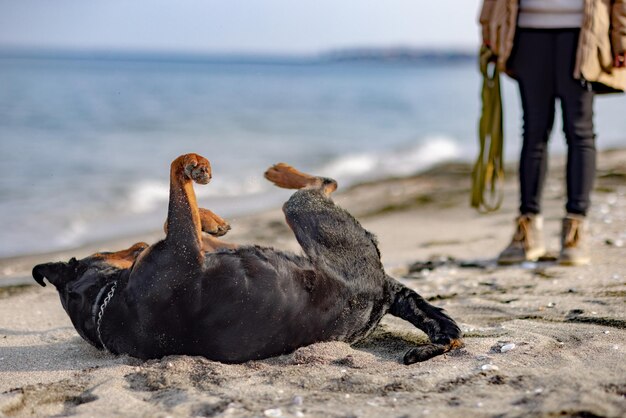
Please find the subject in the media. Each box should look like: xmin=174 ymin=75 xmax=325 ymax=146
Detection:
xmin=160 ymin=281 xmax=379 ymax=362
xmin=118 ymin=249 xmax=388 ymax=362
xmin=190 ymin=289 xmax=382 ymax=363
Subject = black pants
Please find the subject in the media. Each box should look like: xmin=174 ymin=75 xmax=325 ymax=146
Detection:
xmin=509 ymin=28 xmax=596 ymax=216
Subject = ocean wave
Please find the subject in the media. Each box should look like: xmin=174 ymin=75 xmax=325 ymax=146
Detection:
xmin=122 ymin=137 xmax=462 ymax=215
xmin=56 ymin=219 xmax=88 ymax=247
xmin=127 ymin=181 xmax=170 ymax=214
xmin=125 ymin=176 xmax=271 ymax=214
xmin=196 ymin=176 xmax=268 ymax=199
xmin=319 ymin=136 xmax=462 ymax=184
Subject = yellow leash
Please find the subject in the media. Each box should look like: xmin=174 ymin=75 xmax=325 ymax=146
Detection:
xmin=471 ymin=46 xmax=505 ymax=212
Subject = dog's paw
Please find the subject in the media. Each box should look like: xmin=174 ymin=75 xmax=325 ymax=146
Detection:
xmin=402 ymin=338 xmax=464 ymax=365
xmin=403 ymin=344 xmax=446 ymax=364
xmin=264 ymin=163 xmax=319 ymax=190
xmin=178 ymin=154 xmax=212 ymax=184
xmin=211 ymin=222 xmax=231 ymax=237
xmin=431 ymin=328 xmax=464 ymax=348
xmin=264 ymin=163 xmax=296 ymax=188
xmin=199 ymin=208 xmax=231 ymax=236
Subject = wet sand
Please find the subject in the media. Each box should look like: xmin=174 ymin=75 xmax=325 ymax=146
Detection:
xmin=1 ymin=149 xmax=625 ymax=417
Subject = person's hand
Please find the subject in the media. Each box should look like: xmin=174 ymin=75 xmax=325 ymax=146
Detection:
xmin=481 ymin=38 xmax=498 ymax=62
xmin=615 ymin=52 xmax=626 ymax=68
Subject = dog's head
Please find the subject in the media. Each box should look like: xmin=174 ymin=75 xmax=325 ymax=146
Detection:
xmin=32 ymin=242 xmax=148 ymax=347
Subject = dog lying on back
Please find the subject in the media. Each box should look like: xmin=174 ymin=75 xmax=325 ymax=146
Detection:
xmin=32 ymin=154 xmax=463 ymax=363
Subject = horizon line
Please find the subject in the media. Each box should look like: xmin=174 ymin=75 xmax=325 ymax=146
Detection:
xmin=0 ymin=44 xmax=477 ymax=62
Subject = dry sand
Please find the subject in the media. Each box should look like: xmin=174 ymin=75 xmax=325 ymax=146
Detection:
xmin=1 ymin=149 xmax=625 ymax=418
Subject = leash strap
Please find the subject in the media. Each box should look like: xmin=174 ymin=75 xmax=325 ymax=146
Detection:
xmin=471 ymin=46 xmax=505 ymax=213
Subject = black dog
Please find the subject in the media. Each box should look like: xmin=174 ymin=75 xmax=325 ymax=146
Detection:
xmin=32 ymin=154 xmax=463 ymax=364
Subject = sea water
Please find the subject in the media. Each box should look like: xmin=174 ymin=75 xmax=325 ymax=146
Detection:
xmin=1 ymin=54 xmax=625 ymax=257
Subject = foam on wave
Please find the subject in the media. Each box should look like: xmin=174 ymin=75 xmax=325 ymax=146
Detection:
xmin=320 ymin=136 xmax=462 ymax=184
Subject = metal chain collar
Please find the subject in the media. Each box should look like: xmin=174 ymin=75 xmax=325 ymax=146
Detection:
xmin=96 ymin=282 xmax=117 ymax=352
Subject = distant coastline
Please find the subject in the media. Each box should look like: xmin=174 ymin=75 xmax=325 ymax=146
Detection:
xmin=321 ymin=47 xmax=475 ymax=64
xmin=0 ymin=46 xmax=475 ymax=65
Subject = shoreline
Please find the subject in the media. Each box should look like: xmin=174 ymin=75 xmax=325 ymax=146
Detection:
xmin=1 ymin=159 xmax=477 ymax=286
xmin=0 ymin=148 xmax=625 ymax=417
xmin=2 ymin=147 xmax=624 ymax=286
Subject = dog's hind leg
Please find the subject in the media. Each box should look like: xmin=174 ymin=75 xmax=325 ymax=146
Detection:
xmin=92 ymin=242 xmax=150 ymax=269
xmin=265 ymin=163 xmax=385 ymax=287
xmin=387 ymin=278 xmax=464 ymax=364
xmin=265 ymin=163 xmax=337 ymax=196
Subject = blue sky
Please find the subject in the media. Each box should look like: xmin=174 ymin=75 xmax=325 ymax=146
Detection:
xmin=0 ymin=0 xmax=483 ymax=54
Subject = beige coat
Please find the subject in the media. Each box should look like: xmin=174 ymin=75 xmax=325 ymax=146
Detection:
xmin=479 ymin=0 xmax=626 ymax=92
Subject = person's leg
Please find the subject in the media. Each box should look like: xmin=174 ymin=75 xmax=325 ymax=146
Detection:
xmin=555 ymin=29 xmax=596 ymax=217
xmin=498 ymin=29 xmax=556 ymax=264
xmin=511 ymin=29 xmax=557 ymax=215
xmin=555 ymin=29 xmax=595 ymax=265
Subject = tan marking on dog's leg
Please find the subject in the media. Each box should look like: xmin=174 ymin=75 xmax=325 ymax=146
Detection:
xmin=164 ymin=208 xmax=230 ymax=237
xmin=199 ymin=208 xmax=231 ymax=236
xmin=94 ymin=242 xmax=149 ymax=270
xmin=264 ymin=163 xmax=338 ymax=196
xmin=201 ymin=234 xmax=239 ymax=253
xmin=448 ymin=338 xmax=465 ymax=351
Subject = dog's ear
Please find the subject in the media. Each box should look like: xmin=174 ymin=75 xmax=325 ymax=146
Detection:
xmin=32 ymin=261 xmax=75 ymax=288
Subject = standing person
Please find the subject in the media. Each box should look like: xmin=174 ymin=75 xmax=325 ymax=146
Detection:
xmin=479 ymin=0 xmax=626 ymax=265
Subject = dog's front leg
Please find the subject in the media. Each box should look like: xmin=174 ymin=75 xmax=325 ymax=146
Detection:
xmin=198 ymin=208 xmax=231 ymax=237
xmin=157 ymin=154 xmax=237 ymax=259
xmin=164 ymin=153 xmax=212 ymax=259
xmin=164 ymin=208 xmax=231 ymax=237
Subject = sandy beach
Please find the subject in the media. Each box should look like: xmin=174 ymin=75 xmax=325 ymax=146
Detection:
xmin=1 ymin=148 xmax=625 ymax=418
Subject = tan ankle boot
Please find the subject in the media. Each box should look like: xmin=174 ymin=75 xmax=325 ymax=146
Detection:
xmin=497 ymin=214 xmax=546 ymax=265
xmin=558 ymin=214 xmax=590 ymax=266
